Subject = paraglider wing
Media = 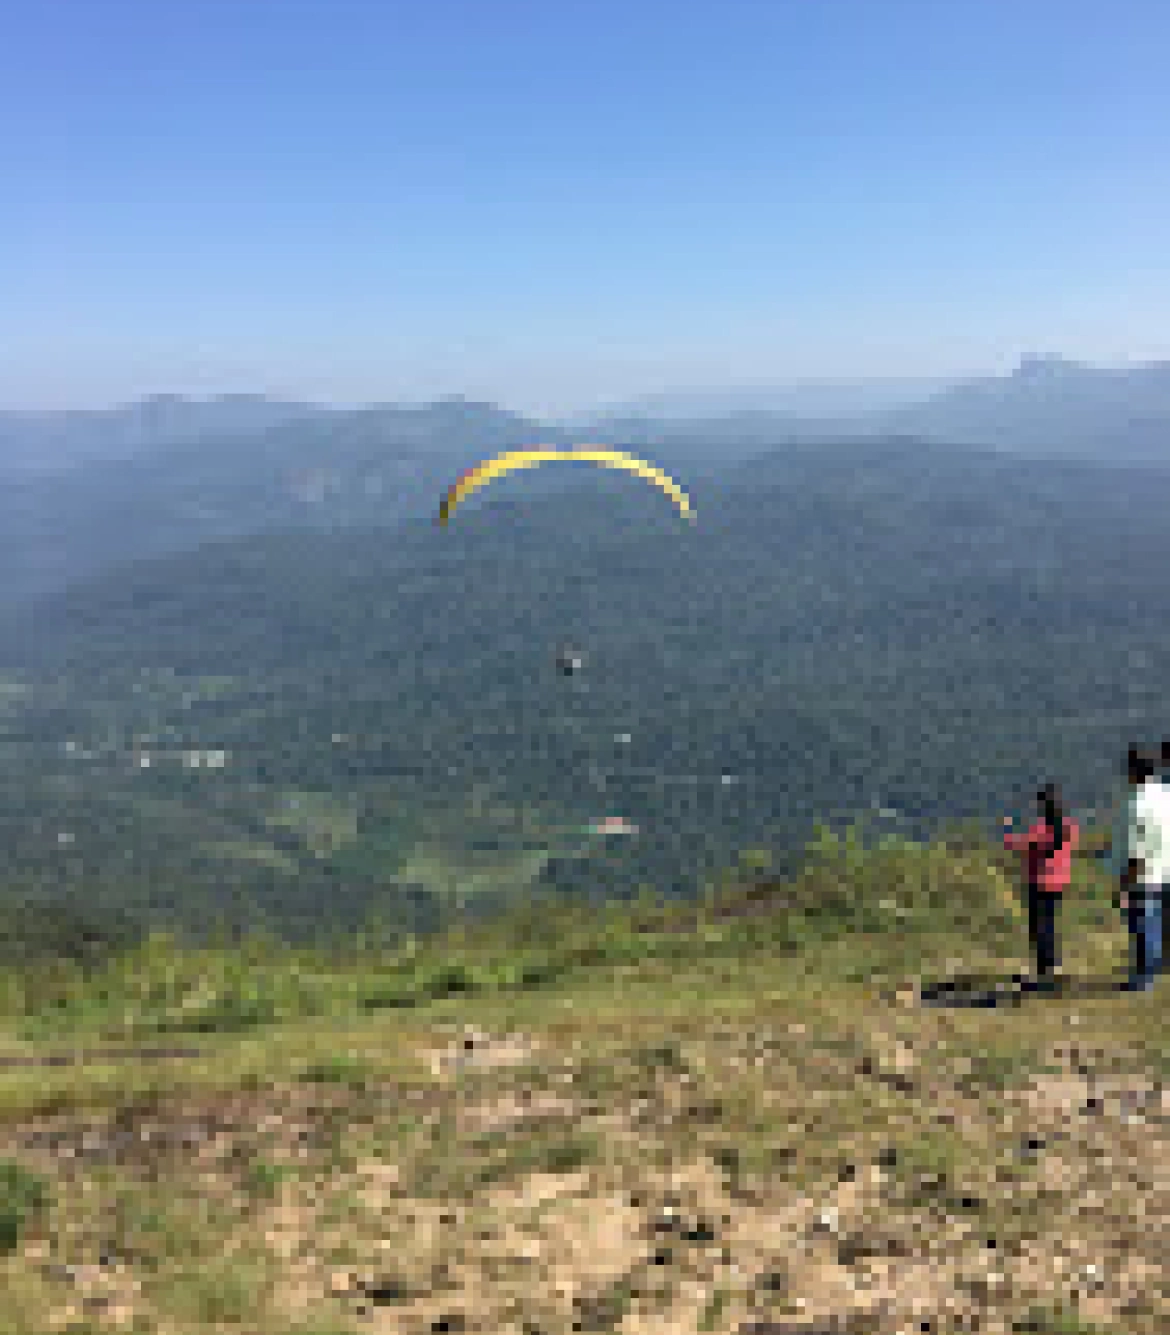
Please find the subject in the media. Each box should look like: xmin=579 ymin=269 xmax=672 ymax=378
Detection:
xmin=437 ymin=446 xmax=695 ymax=524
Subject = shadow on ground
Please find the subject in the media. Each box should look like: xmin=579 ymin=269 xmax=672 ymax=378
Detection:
xmin=918 ymin=971 xmax=1126 ymax=1008
xmin=0 ymin=1046 xmax=203 ymax=1070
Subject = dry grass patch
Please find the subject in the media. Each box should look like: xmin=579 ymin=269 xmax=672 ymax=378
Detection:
xmin=0 ymin=860 xmax=1164 ymax=1334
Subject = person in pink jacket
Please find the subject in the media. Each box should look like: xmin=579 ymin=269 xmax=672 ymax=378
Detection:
xmin=1003 ymin=782 xmax=1079 ymax=989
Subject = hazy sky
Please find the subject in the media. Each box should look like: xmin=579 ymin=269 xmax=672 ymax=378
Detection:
xmin=2 ymin=0 xmax=1168 ymax=416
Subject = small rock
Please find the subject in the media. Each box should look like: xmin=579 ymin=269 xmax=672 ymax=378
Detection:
xmin=811 ymin=1207 xmax=840 ymax=1236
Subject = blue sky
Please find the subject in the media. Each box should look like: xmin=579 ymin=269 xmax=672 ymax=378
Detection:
xmin=2 ymin=0 xmax=1168 ymax=414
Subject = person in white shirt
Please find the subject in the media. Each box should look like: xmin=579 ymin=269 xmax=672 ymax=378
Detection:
xmin=1112 ymin=745 xmax=1168 ymax=992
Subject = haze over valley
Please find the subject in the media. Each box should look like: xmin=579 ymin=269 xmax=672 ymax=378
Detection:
xmin=2 ymin=372 xmax=1170 ymax=945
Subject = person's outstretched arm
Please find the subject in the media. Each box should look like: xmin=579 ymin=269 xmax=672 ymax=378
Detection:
xmin=1003 ymin=820 xmax=1039 ymax=852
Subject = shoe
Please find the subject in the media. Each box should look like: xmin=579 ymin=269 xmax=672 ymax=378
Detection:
xmin=1121 ymin=979 xmax=1153 ymax=993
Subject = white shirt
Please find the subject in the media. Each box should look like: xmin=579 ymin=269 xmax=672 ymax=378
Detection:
xmin=1113 ymin=780 xmax=1170 ymax=886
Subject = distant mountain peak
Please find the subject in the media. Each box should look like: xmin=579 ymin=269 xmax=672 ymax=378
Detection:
xmin=431 ymin=395 xmax=517 ymax=417
xmin=1012 ymin=354 xmax=1084 ymax=379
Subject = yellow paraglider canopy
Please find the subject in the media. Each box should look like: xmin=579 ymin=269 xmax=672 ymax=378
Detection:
xmin=437 ymin=446 xmax=695 ymax=525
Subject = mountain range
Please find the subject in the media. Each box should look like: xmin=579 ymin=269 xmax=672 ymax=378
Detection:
xmin=581 ymin=356 xmax=1170 ymax=461
xmin=0 ymin=393 xmax=323 ymax=475
xmin=882 ymin=355 xmax=1170 ymax=459
xmin=0 ymin=398 xmax=572 ymax=611
xmin=0 ymin=357 xmax=1168 ymax=618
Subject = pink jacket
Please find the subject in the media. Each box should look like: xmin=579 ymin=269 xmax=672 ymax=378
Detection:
xmin=1004 ymin=819 xmax=1079 ymax=893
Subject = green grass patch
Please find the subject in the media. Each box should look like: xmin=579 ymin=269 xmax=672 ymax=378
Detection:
xmin=243 ymin=1158 xmax=297 ymax=1200
xmin=698 ymin=1285 xmax=731 ymax=1331
xmin=411 ymin=1125 xmax=603 ymax=1198
xmin=8 ymin=821 xmax=1105 ymax=1049
xmin=1013 ymin=1307 xmax=1129 ymax=1334
xmin=0 ymin=1159 xmax=49 ymax=1254
xmin=296 ymin=1053 xmax=374 ymax=1089
xmin=161 ymin=1255 xmax=270 ymax=1325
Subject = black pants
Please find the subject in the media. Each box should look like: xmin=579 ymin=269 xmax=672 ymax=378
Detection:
xmin=1027 ymin=884 xmax=1061 ymax=976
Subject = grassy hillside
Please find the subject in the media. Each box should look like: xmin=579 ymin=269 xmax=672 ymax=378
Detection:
xmin=0 ymin=821 xmax=1161 ymax=1334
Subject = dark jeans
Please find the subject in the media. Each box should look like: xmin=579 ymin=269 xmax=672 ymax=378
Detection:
xmin=1126 ymin=887 xmax=1164 ymax=989
xmin=1027 ymin=884 xmax=1061 ymax=976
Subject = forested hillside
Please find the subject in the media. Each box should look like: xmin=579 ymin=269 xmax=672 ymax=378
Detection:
xmin=0 ymin=435 xmax=1166 ymax=951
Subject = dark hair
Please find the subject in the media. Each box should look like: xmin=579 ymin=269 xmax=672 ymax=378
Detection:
xmin=1129 ymin=745 xmax=1157 ymax=784
xmin=1037 ymin=782 xmax=1067 ymax=854
xmin=1161 ymin=737 xmax=1170 ymax=771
